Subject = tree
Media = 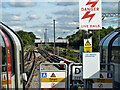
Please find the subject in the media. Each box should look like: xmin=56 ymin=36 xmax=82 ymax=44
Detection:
xmin=16 ymin=30 xmax=36 ymax=47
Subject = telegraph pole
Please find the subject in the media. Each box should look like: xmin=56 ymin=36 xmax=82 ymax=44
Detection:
xmin=53 ymin=20 xmax=56 ymax=54
xmin=44 ymin=31 xmax=46 ymax=49
xmin=45 ymin=29 xmax=47 ymax=46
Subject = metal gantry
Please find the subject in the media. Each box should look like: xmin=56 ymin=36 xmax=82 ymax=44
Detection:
xmin=102 ymin=13 xmax=120 ymax=20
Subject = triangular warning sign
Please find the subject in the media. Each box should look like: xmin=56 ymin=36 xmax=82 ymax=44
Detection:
xmin=51 ymin=73 xmax=56 ymax=77
xmin=85 ymin=40 xmax=91 ymax=46
xmin=100 ymin=74 xmax=104 ymax=78
xmin=4 ymin=75 xmax=6 ymax=80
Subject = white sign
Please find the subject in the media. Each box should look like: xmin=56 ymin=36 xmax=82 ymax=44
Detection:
xmin=92 ymin=72 xmax=113 ymax=88
xmin=83 ymin=52 xmax=100 ymax=79
xmin=72 ymin=66 xmax=82 ymax=77
xmin=41 ymin=72 xmax=66 ymax=88
xmin=79 ymin=0 xmax=102 ymax=29
xmin=84 ymin=38 xmax=92 ymax=47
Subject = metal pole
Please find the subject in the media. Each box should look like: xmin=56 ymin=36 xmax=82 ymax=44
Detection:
xmin=84 ymin=79 xmax=86 ymax=90
xmin=44 ymin=32 xmax=46 ymax=49
xmin=53 ymin=20 xmax=55 ymax=54
xmin=87 ymin=30 xmax=88 ymax=39
xmin=99 ymin=29 xmax=100 ymax=40
xmin=45 ymin=29 xmax=47 ymax=46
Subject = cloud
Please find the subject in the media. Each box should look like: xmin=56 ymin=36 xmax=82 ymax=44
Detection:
xmin=0 ymin=2 xmax=2 ymax=6
xmin=2 ymin=13 xmax=23 ymax=21
xmin=102 ymin=2 xmax=118 ymax=13
xmin=46 ymin=15 xmax=53 ymax=19
xmin=10 ymin=26 xmax=23 ymax=30
xmin=28 ymin=14 xmax=40 ymax=20
xmin=57 ymin=16 xmax=79 ymax=23
xmin=2 ymin=13 xmax=25 ymax=26
xmin=56 ymin=2 xmax=78 ymax=6
xmin=11 ymin=16 xmax=23 ymax=21
xmin=53 ymin=8 xmax=78 ymax=17
xmin=3 ymin=21 xmax=25 ymax=26
xmin=102 ymin=0 xmax=120 ymax=2
xmin=37 ymin=29 xmax=42 ymax=32
xmin=8 ymin=2 xmax=36 ymax=7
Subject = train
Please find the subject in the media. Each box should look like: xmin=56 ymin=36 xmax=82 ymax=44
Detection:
xmin=0 ymin=22 xmax=25 ymax=89
xmin=99 ymin=29 xmax=120 ymax=89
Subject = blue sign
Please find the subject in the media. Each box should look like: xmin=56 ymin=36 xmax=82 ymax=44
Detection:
xmin=42 ymin=72 xmax=47 ymax=78
xmin=107 ymin=73 xmax=112 ymax=78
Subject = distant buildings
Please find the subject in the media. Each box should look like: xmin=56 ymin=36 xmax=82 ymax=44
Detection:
xmin=35 ymin=38 xmax=69 ymax=47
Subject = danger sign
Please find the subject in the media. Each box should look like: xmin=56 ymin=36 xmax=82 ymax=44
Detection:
xmin=51 ymin=73 xmax=56 ymax=77
xmin=79 ymin=0 xmax=102 ymax=29
xmin=41 ymin=72 xmax=66 ymax=88
xmin=84 ymin=38 xmax=92 ymax=52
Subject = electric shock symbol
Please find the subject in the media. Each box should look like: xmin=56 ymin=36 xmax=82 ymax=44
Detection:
xmin=81 ymin=0 xmax=99 ymax=22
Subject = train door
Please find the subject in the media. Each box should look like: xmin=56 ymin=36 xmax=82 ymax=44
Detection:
xmin=0 ymin=30 xmax=9 ymax=89
xmin=0 ymin=29 xmax=13 ymax=89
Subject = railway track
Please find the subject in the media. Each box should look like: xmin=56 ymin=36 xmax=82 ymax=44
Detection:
xmin=24 ymin=47 xmax=46 ymax=89
xmin=24 ymin=47 xmax=73 ymax=89
xmin=37 ymin=48 xmax=66 ymax=69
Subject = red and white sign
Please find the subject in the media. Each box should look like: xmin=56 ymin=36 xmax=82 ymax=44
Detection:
xmin=79 ymin=0 xmax=102 ymax=30
xmin=93 ymin=83 xmax=113 ymax=88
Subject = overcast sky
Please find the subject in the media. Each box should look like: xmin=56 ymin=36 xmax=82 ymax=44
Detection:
xmin=0 ymin=0 xmax=120 ymax=40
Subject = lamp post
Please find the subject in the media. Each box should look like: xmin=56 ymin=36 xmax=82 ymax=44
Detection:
xmin=53 ymin=20 xmax=56 ymax=54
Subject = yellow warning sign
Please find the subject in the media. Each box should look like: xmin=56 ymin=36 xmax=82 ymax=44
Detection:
xmin=93 ymin=79 xmax=112 ymax=83
xmin=85 ymin=40 xmax=91 ymax=46
xmin=4 ymin=75 xmax=6 ymax=80
xmin=2 ymin=80 xmax=11 ymax=85
xmin=84 ymin=39 xmax=92 ymax=52
xmin=41 ymin=78 xmax=65 ymax=82
xmin=2 ymin=74 xmax=7 ymax=85
xmin=51 ymin=73 xmax=56 ymax=77
xmin=100 ymin=74 xmax=104 ymax=78
xmin=2 ymin=80 xmax=7 ymax=85
xmin=84 ymin=46 xmax=92 ymax=52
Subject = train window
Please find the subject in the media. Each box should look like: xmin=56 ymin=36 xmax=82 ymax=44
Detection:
xmin=111 ymin=35 xmax=120 ymax=63
xmin=1 ymin=39 xmax=7 ymax=72
xmin=0 ymin=36 xmax=2 ymax=90
xmin=102 ymin=49 xmax=106 ymax=63
xmin=19 ymin=51 xmax=22 ymax=74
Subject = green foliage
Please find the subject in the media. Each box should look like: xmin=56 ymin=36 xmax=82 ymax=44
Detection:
xmin=16 ymin=30 xmax=36 ymax=48
xmin=66 ymin=27 xmax=117 ymax=51
xmin=66 ymin=30 xmax=85 ymax=49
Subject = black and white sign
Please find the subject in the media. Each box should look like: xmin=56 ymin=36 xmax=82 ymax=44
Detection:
xmin=72 ymin=66 xmax=82 ymax=80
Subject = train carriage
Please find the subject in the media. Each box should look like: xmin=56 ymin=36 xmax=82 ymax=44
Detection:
xmin=0 ymin=22 xmax=25 ymax=89
xmin=99 ymin=29 xmax=120 ymax=89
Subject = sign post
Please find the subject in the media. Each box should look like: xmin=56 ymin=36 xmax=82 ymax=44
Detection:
xmin=79 ymin=0 xmax=102 ymax=89
xmin=40 ymin=63 xmax=67 ymax=90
